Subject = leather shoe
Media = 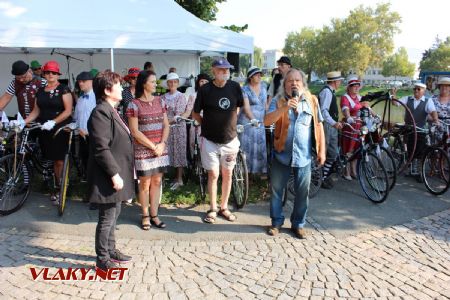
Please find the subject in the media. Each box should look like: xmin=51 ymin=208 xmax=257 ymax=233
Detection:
xmin=292 ymin=228 xmax=307 ymax=239
xmin=267 ymin=226 xmax=280 ymax=236
xmin=321 ymin=178 xmax=333 ymax=189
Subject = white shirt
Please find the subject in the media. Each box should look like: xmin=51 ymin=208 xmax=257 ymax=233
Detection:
xmin=398 ymin=95 xmax=436 ymax=113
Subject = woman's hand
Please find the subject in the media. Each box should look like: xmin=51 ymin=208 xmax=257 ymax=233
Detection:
xmin=153 ymin=142 xmax=165 ymax=156
xmin=112 ymin=173 xmax=124 ymax=191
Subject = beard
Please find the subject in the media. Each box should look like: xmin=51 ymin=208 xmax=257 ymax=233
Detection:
xmin=215 ymin=73 xmax=230 ymax=82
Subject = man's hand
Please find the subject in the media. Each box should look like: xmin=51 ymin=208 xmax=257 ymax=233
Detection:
xmin=287 ymin=97 xmax=299 ymax=110
xmin=111 ymin=173 xmax=124 ymax=191
xmin=333 ymin=122 xmax=343 ymax=130
xmin=78 ymin=129 xmax=88 ymax=137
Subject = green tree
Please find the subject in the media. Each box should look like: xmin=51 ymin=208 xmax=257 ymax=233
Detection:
xmin=253 ymin=46 xmax=263 ymax=68
xmin=287 ymin=3 xmax=401 ymax=77
xmin=175 ymin=0 xmax=225 ymax=22
xmin=283 ymin=27 xmax=320 ymax=82
xmin=222 ymin=24 xmax=248 ymax=33
xmin=420 ymin=37 xmax=450 ymax=71
xmin=382 ymin=47 xmax=415 ymax=78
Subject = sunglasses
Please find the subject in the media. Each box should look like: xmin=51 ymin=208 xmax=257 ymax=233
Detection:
xmin=43 ymin=71 xmax=59 ymax=75
xmin=413 ymin=87 xmax=423 ymax=91
xmin=32 ymin=68 xmax=41 ymax=71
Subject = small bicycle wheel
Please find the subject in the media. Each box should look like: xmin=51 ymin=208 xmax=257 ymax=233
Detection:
xmin=0 ymin=154 xmax=32 ymax=215
xmin=373 ymin=145 xmax=397 ymax=190
xmin=421 ymin=147 xmax=450 ymax=195
xmin=58 ymin=155 xmax=70 ymax=216
xmin=231 ymin=151 xmax=249 ymax=209
xmin=194 ymin=155 xmax=207 ymax=203
xmin=371 ymin=97 xmax=416 ymax=174
xmin=358 ymin=152 xmax=389 ymax=203
xmin=309 ymin=157 xmax=323 ymax=198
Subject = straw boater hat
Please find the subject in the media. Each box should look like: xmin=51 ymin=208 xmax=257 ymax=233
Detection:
xmin=326 ymin=71 xmax=344 ymax=82
xmin=414 ymin=82 xmax=426 ymax=89
xmin=437 ymin=77 xmax=450 ymax=86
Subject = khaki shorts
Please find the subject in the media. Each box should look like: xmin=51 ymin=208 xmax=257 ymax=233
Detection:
xmin=200 ymin=137 xmax=240 ymax=171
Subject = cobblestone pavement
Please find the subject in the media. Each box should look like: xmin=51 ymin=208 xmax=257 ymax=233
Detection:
xmin=0 ymin=209 xmax=449 ymax=300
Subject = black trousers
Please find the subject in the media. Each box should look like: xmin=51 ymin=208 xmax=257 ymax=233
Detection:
xmin=95 ymin=201 xmax=121 ymax=262
xmin=407 ymin=131 xmax=426 ymax=159
xmin=79 ymin=135 xmax=89 ymax=173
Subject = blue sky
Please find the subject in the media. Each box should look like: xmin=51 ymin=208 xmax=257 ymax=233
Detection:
xmin=213 ymin=0 xmax=450 ymax=67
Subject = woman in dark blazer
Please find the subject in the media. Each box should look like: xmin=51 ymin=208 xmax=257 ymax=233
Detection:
xmin=87 ymin=70 xmax=134 ymax=271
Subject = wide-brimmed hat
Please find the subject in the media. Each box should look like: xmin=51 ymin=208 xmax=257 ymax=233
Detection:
xmin=212 ymin=57 xmax=233 ymax=69
xmin=124 ymin=67 xmax=140 ymax=81
xmin=247 ymin=66 xmax=262 ymax=79
xmin=437 ymin=77 xmax=450 ymax=86
xmin=414 ymin=82 xmax=426 ymax=89
xmin=166 ymin=72 xmax=180 ymax=81
xmin=277 ymin=56 xmax=292 ymax=66
xmin=347 ymin=76 xmax=361 ymax=87
xmin=30 ymin=60 xmax=41 ymax=69
xmin=11 ymin=60 xmax=29 ymax=76
xmin=76 ymin=71 xmax=93 ymax=81
xmin=326 ymin=71 xmax=344 ymax=82
xmin=42 ymin=61 xmax=61 ymax=75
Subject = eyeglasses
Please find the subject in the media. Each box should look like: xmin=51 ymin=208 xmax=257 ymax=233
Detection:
xmin=413 ymin=87 xmax=422 ymax=91
xmin=43 ymin=71 xmax=59 ymax=75
xmin=32 ymin=68 xmax=41 ymax=71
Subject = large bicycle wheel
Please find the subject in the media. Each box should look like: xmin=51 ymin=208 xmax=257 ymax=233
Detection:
xmin=0 ymin=154 xmax=31 ymax=215
xmin=371 ymin=97 xmax=416 ymax=174
xmin=194 ymin=154 xmax=207 ymax=204
xmin=310 ymin=157 xmax=323 ymax=198
xmin=358 ymin=152 xmax=389 ymax=203
xmin=373 ymin=145 xmax=397 ymax=190
xmin=421 ymin=147 xmax=450 ymax=195
xmin=231 ymin=151 xmax=248 ymax=209
xmin=58 ymin=154 xmax=70 ymax=216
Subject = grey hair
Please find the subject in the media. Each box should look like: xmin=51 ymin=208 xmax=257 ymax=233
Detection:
xmin=274 ymin=68 xmax=309 ymax=100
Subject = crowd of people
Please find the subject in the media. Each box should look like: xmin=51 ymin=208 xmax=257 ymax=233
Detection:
xmin=1 ymin=55 xmax=450 ymax=271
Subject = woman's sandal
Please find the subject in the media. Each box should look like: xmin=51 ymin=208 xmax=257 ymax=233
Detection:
xmin=203 ymin=209 xmax=217 ymax=223
xmin=141 ymin=215 xmax=151 ymax=231
xmin=218 ymin=208 xmax=237 ymax=222
xmin=150 ymin=215 xmax=166 ymax=229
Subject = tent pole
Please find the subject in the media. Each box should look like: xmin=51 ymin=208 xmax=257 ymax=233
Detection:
xmin=110 ymin=48 xmax=115 ymax=71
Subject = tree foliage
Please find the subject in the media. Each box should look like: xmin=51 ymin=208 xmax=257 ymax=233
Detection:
xmin=253 ymin=46 xmax=263 ymax=69
xmin=381 ymin=47 xmax=415 ymax=77
xmin=222 ymin=24 xmax=248 ymax=33
xmin=284 ymin=3 xmax=401 ymax=77
xmin=420 ymin=37 xmax=450 ymax=71
xmin=175 ymin=0 xmax=225 ymax=22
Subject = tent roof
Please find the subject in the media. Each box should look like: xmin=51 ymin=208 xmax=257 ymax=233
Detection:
xmin=0 ymin=0 xmax=253 ymax=53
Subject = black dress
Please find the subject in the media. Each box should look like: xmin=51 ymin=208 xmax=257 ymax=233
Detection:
xmin=36 ymin=84 xmax=72 ymax=160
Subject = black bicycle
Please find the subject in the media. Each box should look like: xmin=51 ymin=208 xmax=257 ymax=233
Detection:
xmin=174 ymin=116 xmax=207 ymax=203
xmin=0 ymin=123 xmax=51 ymax=215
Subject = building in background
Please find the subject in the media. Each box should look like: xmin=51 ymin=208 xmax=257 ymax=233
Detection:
xmin=262 ymin=49 xmax=283 ymax=74
xmin=351 ymin=66 xmax=412 ymax=87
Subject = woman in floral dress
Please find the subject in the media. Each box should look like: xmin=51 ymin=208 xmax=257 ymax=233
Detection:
xmin=127 ymin=70 xmax=170 ymax=230
xmin=161 ymin=72 xmax=188 ymax=190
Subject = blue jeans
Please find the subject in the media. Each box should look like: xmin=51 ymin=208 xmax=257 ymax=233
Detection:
xmin=270 ymin=158 xmax=311 ymax=229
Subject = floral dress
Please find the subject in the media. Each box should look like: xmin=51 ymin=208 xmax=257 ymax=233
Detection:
xmin=126 ymin=97 xmax=170 ymax=177
xmin=432 ymin=95 xmax=450 ymax=141
xmin=237 ymin=82 xmax=267 ymax=174
xmin=161 ymin=91 xmax=188 ymax=168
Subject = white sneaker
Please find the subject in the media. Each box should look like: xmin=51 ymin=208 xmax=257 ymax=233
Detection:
xmin=342 ymin=175 xmax=353 ymax=181
xmin=170 ymin=182 xmax=184 ymax=190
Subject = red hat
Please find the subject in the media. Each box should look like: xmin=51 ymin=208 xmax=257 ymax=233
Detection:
xmin=42 ymin=60 xmax=61 ymax=75
xmin=124 ymin=67 xmax=140 ymax=81
xmin=347 ymin=76 xmax=361 ymax=87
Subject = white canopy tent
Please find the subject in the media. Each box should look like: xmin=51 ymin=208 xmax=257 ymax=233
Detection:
xmin=0 ymin=0 xmax=253 ymax=115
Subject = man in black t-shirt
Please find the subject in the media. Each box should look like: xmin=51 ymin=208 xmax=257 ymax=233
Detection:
xmin=193 ymin=57 xmax=256 ymax=224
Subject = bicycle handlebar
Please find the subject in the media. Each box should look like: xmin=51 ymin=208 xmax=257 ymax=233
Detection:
xmin=53 ymin=122 xmax=78 ymax=137
xmin=237 ymin=121 xmax=261 ymax=133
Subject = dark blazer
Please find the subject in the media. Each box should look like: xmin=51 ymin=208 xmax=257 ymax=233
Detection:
xmin=87 ymin=101 xmax=134 ymax=204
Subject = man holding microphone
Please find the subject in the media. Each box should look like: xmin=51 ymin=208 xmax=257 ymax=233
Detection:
xmin=264 ymin=69 xmax=326 ymax=239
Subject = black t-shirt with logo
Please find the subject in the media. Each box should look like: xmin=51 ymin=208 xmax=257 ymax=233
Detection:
xmin=194 ymin=80 xmax=244 ymax=144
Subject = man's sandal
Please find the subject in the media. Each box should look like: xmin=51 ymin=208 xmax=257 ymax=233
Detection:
xmin=203 ymin=209 xmax=217 ymax=223
xmin=141 ymin=215 xmax=151 ymax=231
xmin=218 ymin=208 xmax=237 ymax=222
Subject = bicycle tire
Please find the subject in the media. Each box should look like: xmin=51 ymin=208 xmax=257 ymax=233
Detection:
xmin=58 ymin=154 xmax=70 ymax=216
xmin=390 ymin=135 xmax=408 ymax=175
xmin=358 ymin=152 xmax=389 ymax=203
xmin=231 ymin=151 xmax=248 ymax=209
xmin=373 ymin=145 xmax=397 ymax=190
xmin=421 ymin=147 xmax=450 ymax=195
xmin=310 ymin=157 xmax=323 ymax=198
xmin=194 ymin=155 xmax=207 ymax=203
xmin=371 ymin=97 xmax=416 ymax=174
xmin=0 ymin=154 xmax=32 ymax=215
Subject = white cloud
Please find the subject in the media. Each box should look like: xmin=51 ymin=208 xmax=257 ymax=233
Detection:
xmin=0 ymin=1 xmax=27 ymax=18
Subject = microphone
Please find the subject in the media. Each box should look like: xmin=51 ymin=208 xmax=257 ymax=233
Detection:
xmin=291 ymin=88 xmax=299 ymax=113
xmin=51 ymin=48 xmax=55 ymax=55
